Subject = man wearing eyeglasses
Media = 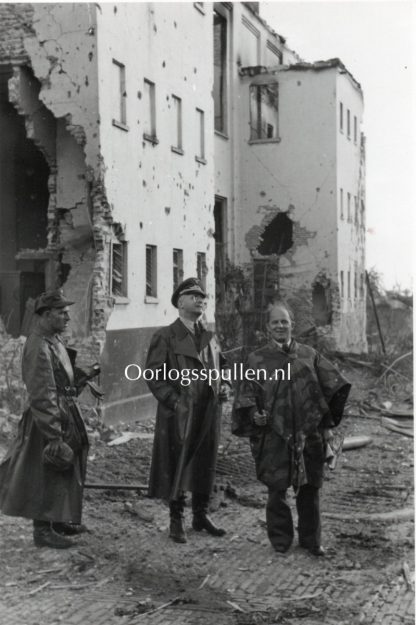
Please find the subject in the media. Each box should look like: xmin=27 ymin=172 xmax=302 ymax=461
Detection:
xmin=145 ymin=277 xmax=228 ymax=543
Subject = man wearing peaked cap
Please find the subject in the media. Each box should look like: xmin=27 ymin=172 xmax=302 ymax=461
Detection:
xmin=145 ymin=277 xmax=228 ymax=543
xmin=171 ymin=277 xmax=206 ymax=308
xmin=0 ymin=289 xmax=100 ymax=549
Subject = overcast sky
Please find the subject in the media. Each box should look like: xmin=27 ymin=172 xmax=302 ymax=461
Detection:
xmin=261 ymin=0 xmax=414 ymax=291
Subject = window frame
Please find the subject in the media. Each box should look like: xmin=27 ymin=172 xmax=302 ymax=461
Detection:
xmin=171 ymin=94 xmax=183 ymax=154
xmin=110 ymin=239 xmax=128 ymax=301
xmin=143 ymin=78 xmax=158 ymax=144
xmin=145 ymin=244 xmax=158 ymax=301
xmin=196 ymin=251 xmax=207 ymax=289
xmin=213 ymin=8 xmax=228 ymax=135
xmin=112 ymin=59 xmax=128 ymax=131
xmin=173 ymin=248 xmax=184 ymax=291
xmin=249 ymin=82 xmax=280 ymax=144
xmin=195 ymin=107 xmax=206 ymax=163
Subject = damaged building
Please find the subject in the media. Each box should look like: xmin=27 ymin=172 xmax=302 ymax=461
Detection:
xmin=0 ymin=2 xmax=366 ymax=424
xmin=214 ymin=4 xmax=367 ymax=353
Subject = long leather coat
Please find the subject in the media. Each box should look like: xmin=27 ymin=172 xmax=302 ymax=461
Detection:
xmin=145 ymin=318 xmax=224 ymax=501
xmin=0 ymin=328 xmax=89 ymax=523
xmin=232 ymin=340 xmax=351 ymax=491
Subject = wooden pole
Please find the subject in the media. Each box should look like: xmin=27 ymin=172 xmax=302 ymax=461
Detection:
xmin=365 ymin=270 xmax=386 ymax=355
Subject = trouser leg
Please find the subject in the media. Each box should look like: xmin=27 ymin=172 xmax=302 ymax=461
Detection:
xmin=266 ymin=487 xmax=294 ymax=552
xmin=296 ymin=484 xmax=321 ymax=548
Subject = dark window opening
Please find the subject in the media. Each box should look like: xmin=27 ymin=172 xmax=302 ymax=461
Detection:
xmin=250 ymin=83 xmax=279 ymax=141
xmin=196 ymin=251 xmax=207 ymax=289
xmin=214 ymin=197 xmax=227 ymax=288
xmin=312 ymin=283 xmax=331 ymax=326
xmin=173 ymin=248 xmax=183 ymax=291
xmin=213 ymin=9 xmax=227 ymax=133
xmin=111 ymin=240 xmax=128 ymax=298
xmin=0 ymin=65 xmax=50 ymax=336
xmin=257 ymin=212 xmax=293 ymax=256
xmin=146 ymin=244 xmax=157 ymax=297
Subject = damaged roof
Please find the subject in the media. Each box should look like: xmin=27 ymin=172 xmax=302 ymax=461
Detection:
xmin=283 ymin=58 xmax=362 ymax=94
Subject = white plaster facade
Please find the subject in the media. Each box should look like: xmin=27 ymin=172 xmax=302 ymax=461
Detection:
xmin=213 ymin=2 xmax=367 ymax=353
xmin=96 ymin=3 xmax=216 ymax=330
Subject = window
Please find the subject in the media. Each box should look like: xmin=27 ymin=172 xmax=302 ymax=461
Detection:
xmin=347 ymin=271 xmax=351 ymax=299
xmin=354 ymin=271 xmax=357 ymax=300
xmin=241 ymin=16 xmax=260 ymax=66
xmin=214 ymin=197 xmax=227 ymax=288
xmin=213 ymin=9 xmax=227 ymax=133
xmin=354 ymin=116 xmax=358 ymax=143
xmin=143 ymin=79 xmax=157 ymax=143
xmin=340 ymin=188 xmax=344 ymax=219
xmin=196 ymin=252 xmax=207 ymax=289
xmin=112 ymin=59 xmax=127 ymax=129
xmin=360 ymin=200 xmax=365 ymax=226
xmin=171 ymin=95 xmax=183 ymax=153
xmin=145 ymin=245 xmax=157 ymax=298
xmin=339 ymin=102 xmax=343 ymax=132
xmin=173 ymin=248 xmax=184 ymax=291
xmin=360 ymin=273 xmax=365 ymax=298
xmin=354 ymin=196 xmax=358 ymax=224
xmin=266 ymin=40 xmax=282 ymax=66
xmin=340 ymin=271 xmax=344 ymax=298
xmin=111 ymin=241 xmax=128 ymax=297
xmin=249 ymin=83 xmax=279 ymax=141
xmin=196 ymin=108 xmax=205 ymax=162
xmin=347 ymin=192 xmax=351 ymax=221
xmin=347 ymin=109 xmax=351 ymax=139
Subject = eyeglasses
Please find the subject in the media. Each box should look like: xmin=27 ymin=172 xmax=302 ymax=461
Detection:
xmin=186 ymin=294 xmax=205 ymax=301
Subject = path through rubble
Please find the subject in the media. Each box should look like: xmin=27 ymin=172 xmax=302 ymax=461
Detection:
xmin=0 ymin=367 xmax=414 ymax=625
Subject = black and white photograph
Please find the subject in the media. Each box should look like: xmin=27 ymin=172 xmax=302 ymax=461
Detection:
xmin=0 ymin=1 xmax=413 ymax=623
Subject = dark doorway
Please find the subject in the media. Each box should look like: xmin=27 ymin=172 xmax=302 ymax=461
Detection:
xmin=0 ymin=66 xmax=50 ymax=336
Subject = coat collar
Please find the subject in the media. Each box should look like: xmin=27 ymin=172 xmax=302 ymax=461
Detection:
xmin=262 ymin=338 xmax=298 ymax=358
xmin=171 ymin=318 xmax=213 ymax=361
xmin=32 ymin=328 xmax=74 ymax=382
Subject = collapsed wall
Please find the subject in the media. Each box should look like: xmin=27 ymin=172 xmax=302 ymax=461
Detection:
xmin=0 ymin=4 xmax=115 ymax=353
xmin=0 ymin=4 xmax=115 ymax=426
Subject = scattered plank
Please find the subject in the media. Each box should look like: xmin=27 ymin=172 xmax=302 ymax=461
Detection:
xmin=342 ymin=435 xmax=373 ymax=450
xmin=381 ymin=418 xmax=413 ymax=438
xmin=28 ymin=581 xmax=51 ymax=596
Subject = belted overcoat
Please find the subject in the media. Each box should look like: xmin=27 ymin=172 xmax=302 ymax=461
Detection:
xmin=0 ymin=328 xmax=89 ymax=523
xmin=145 ymin=318 xmax=224 ymax=501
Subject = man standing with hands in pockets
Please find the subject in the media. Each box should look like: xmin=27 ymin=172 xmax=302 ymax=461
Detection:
xmin=145 ymin=278 xmax=228 ymax=544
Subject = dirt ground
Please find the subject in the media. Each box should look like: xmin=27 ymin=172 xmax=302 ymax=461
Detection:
xmin=0 ymin=361 xmax=414 ymax=625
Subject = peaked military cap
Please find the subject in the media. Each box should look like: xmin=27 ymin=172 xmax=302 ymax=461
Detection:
xmin=171 ymin=277 xmax=207 ymax=308
xmin=35 ymin=289 xmax=75 ymax=314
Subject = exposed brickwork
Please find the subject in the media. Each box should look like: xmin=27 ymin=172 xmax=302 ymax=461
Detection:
xmin=0 ymin=3 xmax=34 ymax=63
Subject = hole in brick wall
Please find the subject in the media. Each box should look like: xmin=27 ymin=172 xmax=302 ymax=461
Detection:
xmin=257 ymin=212 xmax=293 ymax=256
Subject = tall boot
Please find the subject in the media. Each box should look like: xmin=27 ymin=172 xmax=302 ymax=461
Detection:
xmin=169 ymin=497 xmax=187 ymax=544
xmin=192 ymin=492 xmax=226 ymax=537
xmin=33 ymin=520 xmax=74 ymax=549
